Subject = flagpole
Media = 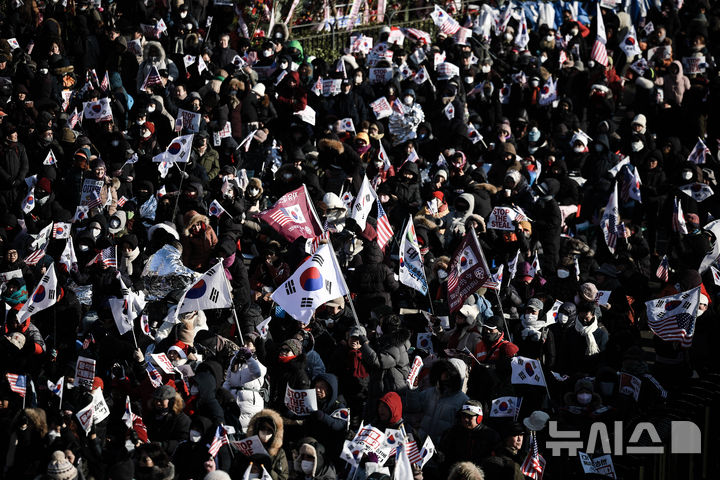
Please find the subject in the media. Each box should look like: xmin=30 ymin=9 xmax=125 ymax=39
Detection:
xmin=221 ymin=266 xmax=246 ymax=346
xmin=327 ymin=238 xmax=362 ymax=328
xmin=472 ymin=226 xmax=513 ymax=341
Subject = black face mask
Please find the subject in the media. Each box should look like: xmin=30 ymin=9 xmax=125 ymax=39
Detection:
xmin=483 ymin=331 xmax=501 ymax=344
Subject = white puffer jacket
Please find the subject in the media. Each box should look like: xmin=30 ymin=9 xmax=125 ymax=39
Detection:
xmin=222 ymin=354 xmax=267 ymax=433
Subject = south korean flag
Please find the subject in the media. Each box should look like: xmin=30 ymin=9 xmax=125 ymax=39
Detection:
xmin=271 ymin=243 xmax=349 ymax=324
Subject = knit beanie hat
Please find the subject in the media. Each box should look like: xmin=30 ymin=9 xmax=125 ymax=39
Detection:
xmin=283 ymin=338 xmax=303 ymax=356
xmin=47 ymin=451 xmax=78 ymax=480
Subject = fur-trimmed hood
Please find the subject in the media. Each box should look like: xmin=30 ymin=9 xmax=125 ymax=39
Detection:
xmin=318 ymin=138 xmax=344 ymax=155
xmin=143 ymin=40 xmax=167 ymax=67
xmin=473 ymin=182 xmax=499 ymax=195
xmin=247 ymin=409 xmax=284 ymax=456
xmin=21 ymin=408 xmax=48 ymax=437
xmin=182 ymin=210 xmax=210 ymax=235
xmin=414 ymin=215 xmax=439 ymax=231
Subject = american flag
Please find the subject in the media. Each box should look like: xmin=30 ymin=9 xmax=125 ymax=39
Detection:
xmin=521 ymin=432 xmax=546 ymax=479
xmin=6 ymin=373 xmax=26 ymax=397
xmin=649 ymin=310 xmax=696 ymax=347
xmin=687 ymin=138 xmax=710 ymax=165
xmin=68 ymin=108 xmax=81 ymax=128
xmin=269 ymin=208 xmax=293 ymax=227
xmin=117 ymin=196 xmax=128 ymax=207
xmin=141 ymin=66 xmax=163 ymax=92
xmin=432 ymin=6 xmax=460 ymax=35
xmin=82 ymin=334 xmax=94 ymax=350
xmin=146 ymin=363 xmax=163 ymax=388
xmin=86 ymin=190 xmax=103 ymax=209
xmin=590 ymin=3 xmax=608 ymax=67
xmin=101 ymin=71 xmax=110 ymax=91
xmin=403 ymin=28 xmax=432 ymax=44
xmin=310 ymin=220 xmax=331 ymax=254
xmin=672 ymin=197 xmax=688 ymax=234
xmin=90 ymin=68 xmax=100 ymax=87
xmin=406 ymin=440 xmax=422 ymax=464
xmin=376 ymin=201 xmax=394 ymax=250
xmin=123 ymin=395 xmax=140 ymax=428
xmin=24 ymin=248 xmax=46 ymax=266
xmin=447 ymin=267 xmax=459 ymax=292
xmin=208 ymin=425 xmax=230 ymax=457
xmin=601 ymin=183 xmax=620 ymax=253
xmin=656 ymin=255 xmax=670 ymax=282
xmin=88 ymin=246 xmax=117 ymax=268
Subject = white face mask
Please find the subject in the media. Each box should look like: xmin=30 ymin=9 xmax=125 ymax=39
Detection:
xmin=577 ymin=393 xmax=593 ymax=405
xmin=573 ymin=145 xmax=585 ymax=153
xmin=380 ymin=194 xmax=390 ymax=203
xmin=301 ymin=460 xmax=314 ymax=474
xmin=557 ymin=269 xmax=570 ymax=279
xmin=263 ymin=49 xmax=273 ymax=58
xmin=504 ymin=33 xmax=513 ymax=41
xmin=147 ymin=105 xmax=156 ymax=113
xmin=189 ymin=430 xmax=202 ymax=442
xmin=259 ymin=430 xmax=273 ymax=443
xmin=142 ymin=129 xmax=152 ymax=139
xmin=631 ymin=141 xmax=643 ymax=152
xmin=404 ymin=96 xmax=414 ymax=106
xmin=37 ymin=196 xmax=50 ymax=206
xmin=137 ymin=118 xmax=145 ymax=126
xmin=546 ymin=35 xmax=554 ymax=42
xmin=280 ymin=62 xmax=289 ymax=69
xmin=464 ymin=76 xmax=474 ymax=84
xmin=556 ymin=313 xmax=569 ymax=324
xmin=249 ymin=188 xmax=260 ymax=196
xmin=438 ymin=269 xmax=448 ymax=280
xmin=682 ymin=170 xmax=693 ymax=181
xmin=180 ymin=11 xmax=188 ymax=18
xmin=571 ymin=28 xmax=579 ymax=36
xmin=481 ymin=65 xmax=491 ymax=73
xmin=531 ymin=79 xmax=539 ymax=87
xmin=524 ymin=313 xmax=539 ymax=324
xmin=91 ymin=227 xmax=102 ymax=238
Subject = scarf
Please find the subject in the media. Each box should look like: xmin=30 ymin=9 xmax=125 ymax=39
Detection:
xmin=348 ymin=348 xmax=369 ymax=379
xmin=121 ymin=247 xmax=140 ymax=276
xmin=574 ymin=318 xmax=600 ymax=355
xmin=520 ymin=314 xmax=544 ymax=341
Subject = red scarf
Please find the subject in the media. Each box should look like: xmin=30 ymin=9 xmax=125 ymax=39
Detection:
xmin=348 ymin=349 xmax=368 ymax=379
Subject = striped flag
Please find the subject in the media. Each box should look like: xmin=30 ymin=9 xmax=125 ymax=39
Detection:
xmin=6 ymin=373 xmax=26 ymax=397
xmin=68 ymin=108 xmax=81 ymax=128
xmin=646 ymin=287 xmax=700 ymax=347
xmin=87 ymin=246 xmax=117 ymax=268
xmin=521 ymin=432 xmax=546 ymax=479
xmin=430 ymin=5 xmax=460 ymax=35
xmin=146 ymin=363 xmax=163 ymax=388
xmin=687 ymin=138 xmax=710 ymax=165
xmin=141 ymin=66 xmax=163 ymax=92
xmin=310 ymin=220 xmax=331 ymax=254
xmin=117 ymin=196 xmax=128 ymax=207
xmin=656 ymin=255 xmax=670 ymax=282
xmin=24 ymin=248 xmax=46 ymax=266
xmin=101 ymin=71 xmax=110 ymax=91
xmin=406 ymin=440 xmax=422 ymax=464
xmin=590 ymin=3 xmax=608 ymax=67
xmin=208 ymin=425 xmax=230 ymax=457
xmin=375 ymin=200 xmax=394 ymax=250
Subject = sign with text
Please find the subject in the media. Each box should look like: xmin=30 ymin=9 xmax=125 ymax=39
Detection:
xmin=74 ymin=356 xmax=96 ymax=389
xmin=284 ymin=384 xmax=318 ymax=416
xmin=231 ymin=435 xmax=269 ymax=457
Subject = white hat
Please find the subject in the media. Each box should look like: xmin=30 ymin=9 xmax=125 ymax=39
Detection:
xmin=459 ymin=304 xmax=479 ymax=321
xmin=252 ymin=82 xmax=266 ymax=96
xmin=168 ymin=345 xmax=187 ymax=359
xmin=523 ymin=410 xmax=550 ymax=431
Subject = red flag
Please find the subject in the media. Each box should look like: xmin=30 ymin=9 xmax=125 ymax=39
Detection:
xmin=256 ymin=186 xmax=323 ymax=242
xmin=447 ymin=228 xmax=492 ymax=312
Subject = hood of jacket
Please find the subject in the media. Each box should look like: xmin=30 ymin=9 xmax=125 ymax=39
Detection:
xmin=247 ymin=409 xmax=284 ymax=456
xmin=143 ymin=40 xmax=167 ymax=66
xmin=294 ymin=437 xmax=327 ymax=477
xmin=314 ymin=372 xmax=339 ymax=411
xmin=183 ymin=210 xmax=210 ymax=235
xmin=379 ymin=391 xmax=403 ymax=424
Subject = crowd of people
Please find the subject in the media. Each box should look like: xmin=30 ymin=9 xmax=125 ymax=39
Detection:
xmin=0 ymin=0 xmax=719 ymax=479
